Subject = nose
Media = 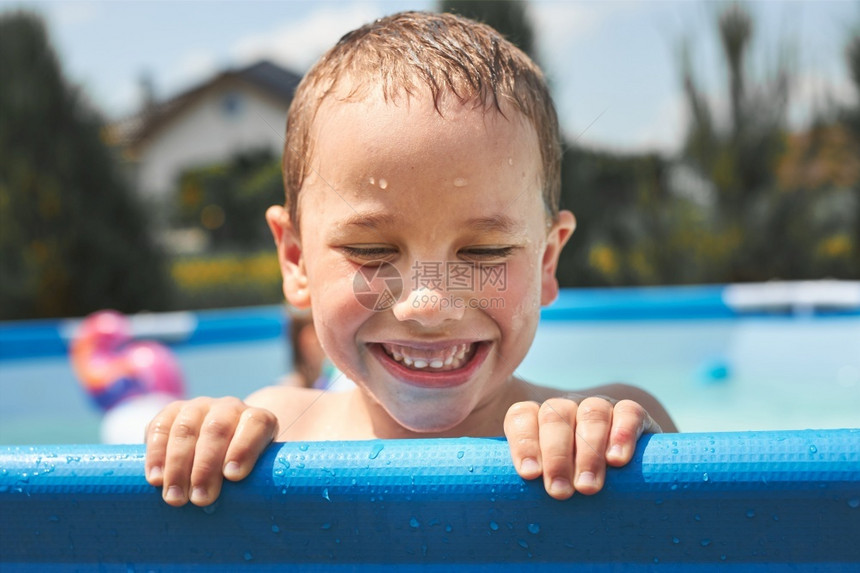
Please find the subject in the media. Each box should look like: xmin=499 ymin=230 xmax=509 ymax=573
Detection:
xmin=391 ymin=284 xmax=466 ymax=327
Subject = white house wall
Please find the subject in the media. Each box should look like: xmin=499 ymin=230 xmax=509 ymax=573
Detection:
xmin=137 ymin=86 xmax=288 ymax=200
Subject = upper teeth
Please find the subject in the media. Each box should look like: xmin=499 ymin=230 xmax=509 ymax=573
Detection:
xmin=383 ymin=343 xmax=473 ymax=371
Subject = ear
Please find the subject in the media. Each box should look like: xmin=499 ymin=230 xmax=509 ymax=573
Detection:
xmin=540 ymin=210 xmax=576 ymax=306
xmin=266 ymin=205 xmax=311 ymax=309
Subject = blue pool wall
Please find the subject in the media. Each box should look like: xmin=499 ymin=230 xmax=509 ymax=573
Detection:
xmin=1 ymin=429 xmax=858 ymax=571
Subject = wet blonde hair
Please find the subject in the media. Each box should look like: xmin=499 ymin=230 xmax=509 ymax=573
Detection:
xmin=282 ymin=11 xmax=560 ymax=227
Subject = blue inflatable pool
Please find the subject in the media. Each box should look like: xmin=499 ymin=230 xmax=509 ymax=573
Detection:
xmin=1 ymin=429 xmax=858 ymax=571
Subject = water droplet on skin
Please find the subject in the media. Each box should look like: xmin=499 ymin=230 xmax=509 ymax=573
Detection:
xmin=410 ymin=517 xmax=420 ymax=528
xmin=378 ymin=178 xmax=388 ymax=190
xmin=528 ymin=523 xmax=540 ymax=534
xmin=457 ymin=451 xmax=464 ymax=459
xmin=369 ymin=443 xmax=384 ymax=459
xmin=369 ymin=177 xmax=375 ymax=185
xmin=508 ymin=157 xmax=514 ymax=166
xmin=453 ymin=177 xmax=467 ymax=187
xmin=489 ymin=521 xmax=499 ymax=531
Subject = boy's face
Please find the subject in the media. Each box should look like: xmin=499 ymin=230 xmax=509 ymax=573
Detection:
xmin=271 ymin=86 xmax=574 ymax=434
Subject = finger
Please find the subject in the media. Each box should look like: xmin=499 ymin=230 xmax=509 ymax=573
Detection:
xmin=188 ymin=397 xmax=246 ymax=506
xmin=573 ymin=397 xmax=614 ymax=495
xmin=538 ymin=398 xmax=577 ymax=500
xmin=144 ymin=400 xmax=185 ymax=487
xmin=503 ymin=401 xmax=542 ymax=480
xmin=161 ymin=398 xmax=212 ymax=506
xmin=223 ymin=407 xmax=279 ymax=482
xmin=606 ymin=399 xmax=654 ymax=466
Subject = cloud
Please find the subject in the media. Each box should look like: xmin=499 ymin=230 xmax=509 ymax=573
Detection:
xmin=230 ymin=4 xmax=379 ymax=74
xmin=51 ymin=1 xmax=99 ymax=29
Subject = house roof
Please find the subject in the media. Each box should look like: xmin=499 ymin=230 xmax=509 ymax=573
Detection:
xmin=106 ymin=60 xmax=302 ymax=151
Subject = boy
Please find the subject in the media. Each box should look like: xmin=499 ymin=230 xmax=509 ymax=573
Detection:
xmin=145 ymin=11 xmax=676 ymax=508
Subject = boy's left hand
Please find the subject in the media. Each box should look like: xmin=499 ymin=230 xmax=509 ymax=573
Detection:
xmin=503 ymin=397 xmax=660 ymax=499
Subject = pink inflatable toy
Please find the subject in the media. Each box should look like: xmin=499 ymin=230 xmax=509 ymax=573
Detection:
xmin=70 ymin=310 xmax=185 ymax=411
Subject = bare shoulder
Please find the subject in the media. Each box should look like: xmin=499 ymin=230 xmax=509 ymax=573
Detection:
xmin=586 ymin=382 xmax=677 ymax=432
xmin=522 ymin=381 xmax=678 ymax=433
xmin=245 ymin=385 xmax=323 ymax=417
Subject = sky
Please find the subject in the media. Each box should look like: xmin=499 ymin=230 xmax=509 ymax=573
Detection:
xmin=3 ymin=0 xmax=858 ymax=154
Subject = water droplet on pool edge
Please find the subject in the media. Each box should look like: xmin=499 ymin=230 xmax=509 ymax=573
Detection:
xmin=410 ymin=517 xmax=420 ymax=528
xmin=700 ymin=539 xmax=712 ymax=547
xmin=322 ymin=488 xmax=331 ymax=502
xmin=527 ymin=523 xmax=540 ymax=534
xmin=299 ymin=444 xmax=309 ymax=452
xmin=809 ymin=445 xmax=818 ymax=454
xmin=369 ymin=443 xmax=384 ymax=459
xmin=457 ymin=450 xmax=464 ymax=459
xmin=848 ymin=498 xmax=860 ymax=509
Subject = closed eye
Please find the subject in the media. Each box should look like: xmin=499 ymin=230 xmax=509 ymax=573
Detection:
xmin=459 ymin=246 xmax=516 ymax=262
xmin=340 ymin=245 xmax=397 ymax=261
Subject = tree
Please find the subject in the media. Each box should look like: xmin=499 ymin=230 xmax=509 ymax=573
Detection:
xmin=0 ymin=11 xmax=171 ymax=319
xmin=175 ymin=149 xmax=283 ymax=251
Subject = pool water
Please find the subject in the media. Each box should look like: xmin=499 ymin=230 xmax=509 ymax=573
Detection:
xmin=519 ymin=316 xmax=859 ymax=432
xmin=0 ymin=312 xmax=857 ymax=444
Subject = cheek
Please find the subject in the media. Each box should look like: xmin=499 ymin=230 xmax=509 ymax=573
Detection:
xmin=308 ymin=267 xmax=368 ymax=351
xmin=483 ymin=256 xmax=542 ymax=332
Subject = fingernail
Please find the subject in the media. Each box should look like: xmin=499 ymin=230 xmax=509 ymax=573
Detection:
xmin=164 ymin=485 xmax=185 ymax=503
xmin=576 ymin=471 xmax=596 ymax=488
xmin=550 ymin=478 xmax=572 ymax=496
xmin=224 ymin=461 xmax=241 ymax=478
xmin=608 ymin=444 xmax=623 ymax=458
xmin=190 ymin=486 xmax=208 ymax=504
xmin=148 ymin=466 xmax=162 ymax=481
xmin=520 ymin=458 xmax=540 ymax=474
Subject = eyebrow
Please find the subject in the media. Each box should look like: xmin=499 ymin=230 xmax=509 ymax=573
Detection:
xmin=341 ymin=211 xmax=399 ymax=229
xmin=463 ymin=214 xmax=524 ymax=235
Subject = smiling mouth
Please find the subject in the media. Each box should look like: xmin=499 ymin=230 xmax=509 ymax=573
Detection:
xmin=379 ymin=342 xmax=478 ymax=372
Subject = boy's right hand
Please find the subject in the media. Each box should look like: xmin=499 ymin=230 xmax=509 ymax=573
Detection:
xmin=144 ymin=397 xmax=279 ymax=507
